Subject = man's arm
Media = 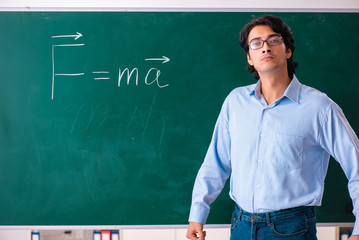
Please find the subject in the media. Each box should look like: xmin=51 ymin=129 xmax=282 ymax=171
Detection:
xmin=186 ymin=222 xmax=206 ymax=240
xmin=188 ymin=96 xmax=232 ymax=225
xmin=319 ymin=102 xmax=359 ymax=235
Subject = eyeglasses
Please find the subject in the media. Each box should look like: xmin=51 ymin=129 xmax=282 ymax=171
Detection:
xmin=249 ymin=36 xmax=283 ymax=50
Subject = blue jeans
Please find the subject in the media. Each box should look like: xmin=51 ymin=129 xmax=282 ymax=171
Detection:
xmin=230 ymin=205 xmax=318 ymax=240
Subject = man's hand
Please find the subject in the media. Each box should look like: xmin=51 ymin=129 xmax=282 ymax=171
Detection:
xmin=349 ymin=235 xmax=359 ymax=240
xmin=186 ymin=222 xmax=206 ymax=240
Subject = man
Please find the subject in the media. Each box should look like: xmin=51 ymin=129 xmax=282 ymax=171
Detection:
xmin=186 ymin=15 xmax=359 ymax=240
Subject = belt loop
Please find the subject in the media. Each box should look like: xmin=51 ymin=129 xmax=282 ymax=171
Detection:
xmin=265 ymin=213 xmax=271 ymax=225
xmin=239 ymin=208 xmax=243 ymax=221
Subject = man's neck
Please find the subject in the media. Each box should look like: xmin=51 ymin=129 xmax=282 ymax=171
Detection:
xmin=259 ymin=72 xmax=291 ymax=105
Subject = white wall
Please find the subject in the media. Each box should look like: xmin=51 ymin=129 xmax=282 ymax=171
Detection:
xmin=0 ymin=230 xmax=30 ymax=240
xmin=0 ymin=227 xmax=344 ymax=240
xmin=121 ymin=228 xmax=230 ymax=240
xmin=0 ymin=0 xmax=358 ymax=10
xmin=121 ymin=228 xmax=338 ymax=240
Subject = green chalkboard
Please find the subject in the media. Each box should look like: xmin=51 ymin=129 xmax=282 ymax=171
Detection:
xmin=0 ymin=12 xmax=358 ymax=226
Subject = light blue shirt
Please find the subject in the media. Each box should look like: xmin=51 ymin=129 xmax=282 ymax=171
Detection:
xmin=189 ymin=76 xmax=359 ymax=234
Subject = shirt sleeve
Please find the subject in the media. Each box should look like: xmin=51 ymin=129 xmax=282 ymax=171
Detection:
xmin=319 ymin=102 xmax=359 ymax=235
xmin=188 ymin=97 xmax=232 ymax=224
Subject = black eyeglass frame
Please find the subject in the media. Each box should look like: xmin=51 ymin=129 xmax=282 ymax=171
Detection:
xmin=249 ymin=36 xmax=283 ymax=50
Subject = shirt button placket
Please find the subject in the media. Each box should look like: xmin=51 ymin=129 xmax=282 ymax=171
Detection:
xmin=258 ymin=133 xmax=263 ymax=165
xmin=254 ymin=107 xmax=267 ymax=210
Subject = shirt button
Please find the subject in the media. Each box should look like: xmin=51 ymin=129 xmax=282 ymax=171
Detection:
xmin=256 ymin=184 xmax=260 ymax=188
xmin=260 ymin=134 xmax=264 ymax=137
xmin=258 ymin=160 xmax=262 ymax=164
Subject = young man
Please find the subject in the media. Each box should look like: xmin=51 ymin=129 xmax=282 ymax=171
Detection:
xmin=186 ymin=15 xmax=359 ymax=240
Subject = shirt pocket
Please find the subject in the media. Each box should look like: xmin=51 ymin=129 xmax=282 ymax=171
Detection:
xmin=274 ymin=132 xmax=304 ymax=170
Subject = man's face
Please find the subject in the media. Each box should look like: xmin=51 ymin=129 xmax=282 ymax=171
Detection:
xmin=246 ymin=25 xmax=292 ymax=78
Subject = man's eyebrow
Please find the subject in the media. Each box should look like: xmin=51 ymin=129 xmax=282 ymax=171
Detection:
xmin=249 ymin=33 xmax=281 ymax=42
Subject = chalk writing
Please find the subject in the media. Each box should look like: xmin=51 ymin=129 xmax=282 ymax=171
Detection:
xmin=118 ymin=68 xmax=139 ymax=86
xmin=51 ymin=33 xmax=170 ymax=100
xmin=51 ymin=43 xmax=85 ymax=100
xmin=52 ymin=32 xmax=83 ymax=40
xmin=145 ymin=56 xmax=170 ymax=64
xmin=117 ymin=67 xmax=169 ymax=88
xmin=93 ymin=71 xmax=110 ymax=80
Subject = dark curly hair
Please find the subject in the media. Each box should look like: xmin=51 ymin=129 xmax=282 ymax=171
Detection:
xmin=239 ymin=15 xmax=298 ymax=80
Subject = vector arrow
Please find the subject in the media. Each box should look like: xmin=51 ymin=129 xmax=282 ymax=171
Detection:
xmin=51 ymin=32 xmax=83 ymax=40
xmin=145 ymin=56 xmax=170 ymax=64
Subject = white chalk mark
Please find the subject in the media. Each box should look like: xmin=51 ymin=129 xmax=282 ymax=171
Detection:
xmin=55 ymin=73 xmax=85 ymax=76
xmin=95 ymin=104 xmax=109 ymax=131
xmin=51 ymin=43 xmax=85 ymax=100
xmin=159 ymin=114 xmax=166 ymax=151
xmin=126 ymin=106 xmax=139 ymax=129
xmin=52 ymin=32 xmax=83 ymax=40
xmin=142 ymin=95 xmax=156 ymax=137
xmin=52 ymin=45 xmax=55 ymax=100
xmin=145 ymin=68 xmax=169 ymax=88
xmin=93 ymin=71 xmax=110 ymax=81
xmin=53 ymin=44 xmax=85 ymax=47
xmin=145 ymin=56 xmax=170 ymax=64
xmin=118 ymin=68 xmax=138 ymax=87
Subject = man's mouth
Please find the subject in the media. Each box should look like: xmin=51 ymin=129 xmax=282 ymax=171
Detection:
xmin=261 ymin=55 xmax=274 ymax=61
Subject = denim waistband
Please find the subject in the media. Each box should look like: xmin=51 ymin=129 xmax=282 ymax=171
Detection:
xmin=234 ymin=205 xmax=316 ymax=224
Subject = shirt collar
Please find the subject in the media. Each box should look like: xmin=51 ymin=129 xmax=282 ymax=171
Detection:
xmin=249 ymin=75 xmax=302 ymax=104
xmin=248 ymin=80 xmax=261 ymax=99
xmin=283 ymin=75 xmax=301 ymax=104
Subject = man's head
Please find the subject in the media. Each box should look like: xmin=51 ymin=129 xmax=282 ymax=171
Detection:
xmin=239 ymin=15 xmax=298 ymax=80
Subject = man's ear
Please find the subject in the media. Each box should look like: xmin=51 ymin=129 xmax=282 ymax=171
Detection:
xmin=286 ymin=48 xmax=292 ymax=59
xmin=247 ymin=53 xmax=253 ymax=66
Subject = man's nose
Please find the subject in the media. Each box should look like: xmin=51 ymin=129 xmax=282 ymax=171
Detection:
xmin=262 ymin=42 xmax=272 ymax=53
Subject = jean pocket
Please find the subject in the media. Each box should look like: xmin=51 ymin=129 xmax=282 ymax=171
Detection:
xmin=231 ymin=210 xmax=239 ymax=230
xmin=271 ymin=214 xmax=309 ymax=237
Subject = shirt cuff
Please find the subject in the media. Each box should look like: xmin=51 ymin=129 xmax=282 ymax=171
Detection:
xmin=188 ymin=203 xmax=210 ymax=225
xmin=352 ymin=215 xmax=359 ymax=235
